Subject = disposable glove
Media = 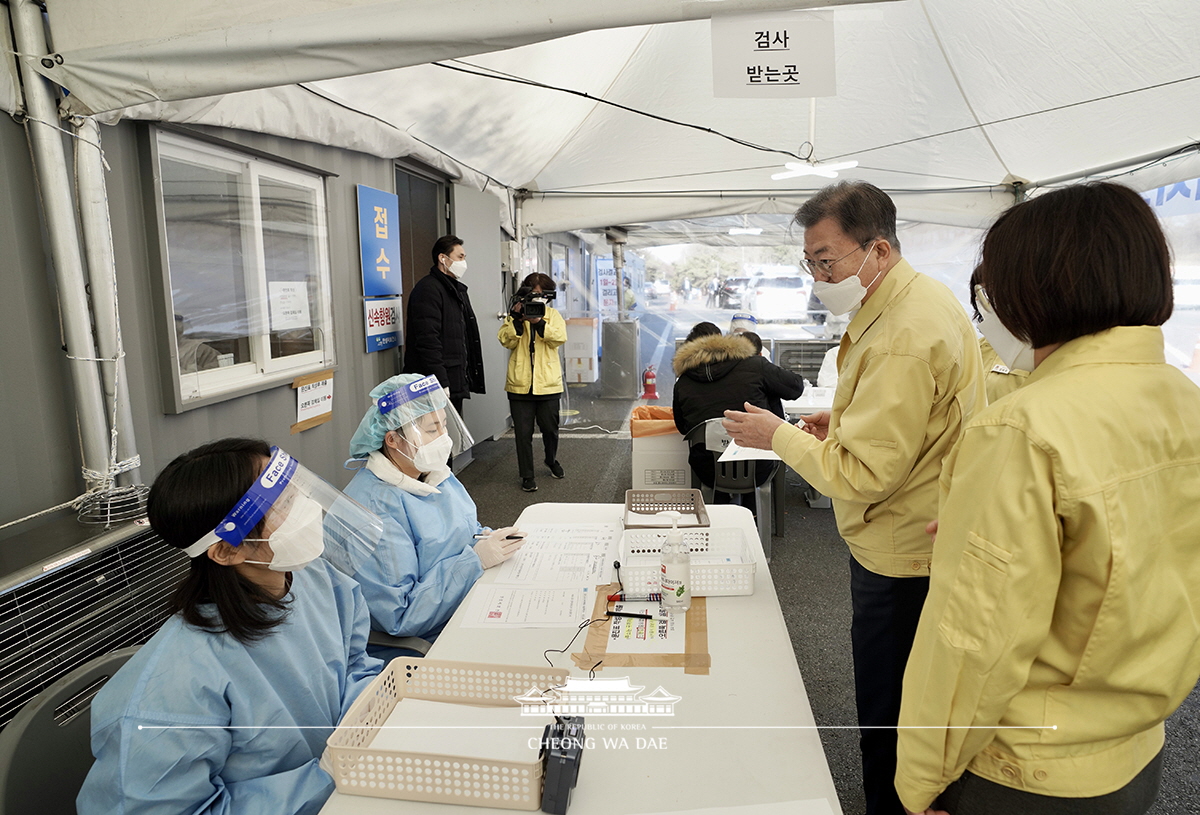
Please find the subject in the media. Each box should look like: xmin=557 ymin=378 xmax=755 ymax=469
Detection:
xmin=474 ymin=526 xmax=526 ymax=569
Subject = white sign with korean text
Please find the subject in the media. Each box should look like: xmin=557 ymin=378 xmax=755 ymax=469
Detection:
xmin=268 ymin=281 xmax=311 ymax=331
xmin=711 ymin=10 xmax=835 ymax=99
xmin=296 ymin=377 xmax=333 ymax=424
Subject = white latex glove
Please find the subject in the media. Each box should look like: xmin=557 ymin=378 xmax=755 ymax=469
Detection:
xmin=474 ymin=526 xmax=526 ymax=569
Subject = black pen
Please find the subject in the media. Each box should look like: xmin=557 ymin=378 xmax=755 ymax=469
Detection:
xmin=473 ymin=533 xmax=525 ymax=540
xmin=607 ymin=611 xmax=655 ymax=620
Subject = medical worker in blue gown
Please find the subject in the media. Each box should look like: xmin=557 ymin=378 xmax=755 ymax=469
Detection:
xmin=344 ymin=374 xmax=526 ymax=661
xmin=78 ymin=438 xmax=384 ymax=815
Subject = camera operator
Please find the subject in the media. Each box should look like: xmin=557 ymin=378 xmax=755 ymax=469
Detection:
xmin=497 ymin=273 xmax=567 ymax=492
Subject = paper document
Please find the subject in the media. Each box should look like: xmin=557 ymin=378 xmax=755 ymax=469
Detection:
xmin=490 ymin=523 xmax=618 ymax=585
xmin=372 ymin=698 xmax=548 ymax=762
xmin=461 ymin=586 xmax=593 ymax=628
xmin=605 ymin=602 xmax=685 ymax=654
xmin=718 ymin=441 xmax=782 ymax=463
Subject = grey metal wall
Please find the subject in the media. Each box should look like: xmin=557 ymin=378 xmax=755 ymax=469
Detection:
xmin=107 ymin=122 xmax=399 ymax=494
xmin=0 ymin=116 xmax=83 ymax=535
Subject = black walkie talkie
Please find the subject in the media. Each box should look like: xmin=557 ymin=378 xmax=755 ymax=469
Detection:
xmin=539 ymin=716 xmax=585 ymax=815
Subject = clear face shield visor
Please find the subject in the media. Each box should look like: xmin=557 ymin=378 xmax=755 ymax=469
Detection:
xmin=376 ymin=376 xmax=475 ymax=466
xmin=184 ymin=446 xmax=382 ymax=575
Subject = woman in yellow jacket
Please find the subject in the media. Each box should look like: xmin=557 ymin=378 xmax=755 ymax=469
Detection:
xmin=498 ymin=273 xmax=567 ymax=492
xmin=896 ymin=182 xmax=1200 ymax=814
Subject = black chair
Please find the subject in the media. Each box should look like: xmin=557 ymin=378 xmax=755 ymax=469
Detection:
xmin=685 ymin=419 xmax=778 ymax=558
xmin=0 ymin=645 xmax=140 ymax=815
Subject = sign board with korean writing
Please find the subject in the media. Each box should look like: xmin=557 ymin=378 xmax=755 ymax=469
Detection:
xmin=1142 ymin=176 xmax=1200 ymax=218
xmin=364 ymin=296 xmax=402 ymax=353
xmin=711 ymin=10 xmax=834 ymax=99
xmin=357 ymin=184 xmax=403 ymax=297
xmin=291 ymin=369 xmax=334 ymax=434
xmin=596 ymin=256 xmax=619 ymax=314
xmin=268 ymin=280 xmax=312 ymax=331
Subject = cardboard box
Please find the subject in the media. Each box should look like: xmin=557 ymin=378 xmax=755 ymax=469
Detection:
xmin=565 ymin=317 xmax=599 ymax=357
xmin=564 ymin=356 xmax=598 ymax=383
xmin=631 ymin=431 xmax=692 ymax=489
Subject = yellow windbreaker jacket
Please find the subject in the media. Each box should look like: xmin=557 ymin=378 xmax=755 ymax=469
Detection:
xmin=896 ymin=325 xmax=1200 ymax=809
xmin=498 ymin=307 xmax=567 ymax=396
xmin=771 ymin=260 xmax=986 ymax=577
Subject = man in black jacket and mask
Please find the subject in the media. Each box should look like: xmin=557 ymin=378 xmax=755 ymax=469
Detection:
xmin=403 ymin=235 xmax=485 ymax=416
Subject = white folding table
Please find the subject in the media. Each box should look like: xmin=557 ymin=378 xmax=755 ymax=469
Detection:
xmin=320 ymin=503 xmax=842 ymax=815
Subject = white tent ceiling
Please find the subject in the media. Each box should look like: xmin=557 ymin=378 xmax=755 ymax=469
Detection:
xmin=12 ymin=0 xmax=1200 ymax=236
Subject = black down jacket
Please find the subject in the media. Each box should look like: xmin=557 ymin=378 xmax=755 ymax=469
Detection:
xmin=671 ymin=333 xmax=803 ymax=438
xmin=402 ymin=266 xmax=485 ymax=399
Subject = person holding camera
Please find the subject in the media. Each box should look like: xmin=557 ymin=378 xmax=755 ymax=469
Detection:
xmin=498 ymin=273 xmax=567 ymax=492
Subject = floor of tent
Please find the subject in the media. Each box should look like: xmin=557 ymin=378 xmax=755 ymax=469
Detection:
xmin=460 ymin=426 xmax=1200 ymax=815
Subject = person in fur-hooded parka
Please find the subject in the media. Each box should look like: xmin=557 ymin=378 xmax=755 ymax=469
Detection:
xmin=671 ymin=332 xmax=803 ymax=491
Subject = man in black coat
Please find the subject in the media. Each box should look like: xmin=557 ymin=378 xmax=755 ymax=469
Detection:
xmin=672 ymin=323 xmax=803 ymax=502
xmin=403 ymin=234 xmax=485 ymax=415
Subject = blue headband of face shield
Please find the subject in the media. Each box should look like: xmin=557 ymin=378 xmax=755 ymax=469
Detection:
xmin=183 ymin=446 xmax=296 ymax=557
xmin=376 ymin=375 xmax=443 ymax=416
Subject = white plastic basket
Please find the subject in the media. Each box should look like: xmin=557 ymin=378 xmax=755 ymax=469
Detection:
xmin=325 ymin=659 xmax=568 ymax=810
xmin=619 ymin=527 xmax=755 ymax=596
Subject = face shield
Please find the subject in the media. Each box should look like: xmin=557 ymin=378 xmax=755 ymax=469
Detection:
xmin=347 ymin=374 xmax=474 ymax=469
xmin=184 ymin=446 xmax=382 ymax=576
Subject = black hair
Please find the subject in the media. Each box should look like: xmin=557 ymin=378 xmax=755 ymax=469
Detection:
xmin=794 ymin=181 xmax=901 ymax=254
xmin=741 ymin=331 xmax=764 ymax=354
xmin=685 ymin=322 xmax=722 ymax=343
xmin=521 ymin=272 xmax=556 ymax=291
xmin=431 ymin=234 xmax=463 ymax=265
xmin=149 ymin=438 xmax=292 ymax=645
xmin=977 ymin=182 xmax=1172 ymax=347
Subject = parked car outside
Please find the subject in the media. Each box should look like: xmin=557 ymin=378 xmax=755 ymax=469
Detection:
xmin=644 ymin=279 xmax=671 ymax=300
xmin=718 ymin=277 xmax=751 ymax=309
xmin=744 ymin=276 xmax=811 ymax=322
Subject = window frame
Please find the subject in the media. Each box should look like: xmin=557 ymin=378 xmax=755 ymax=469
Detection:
xmin=147 ymin=128 xmax=337 ymax=413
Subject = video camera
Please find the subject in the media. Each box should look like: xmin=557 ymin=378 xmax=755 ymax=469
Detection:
xmin=511 ymin=286 xmax=557 ymax=320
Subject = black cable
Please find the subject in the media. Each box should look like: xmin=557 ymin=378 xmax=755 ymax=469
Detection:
xmin=435 ymin=61 xmax=811 ymax=164
xmin=543 ymin=617 xmax=609 ymax=668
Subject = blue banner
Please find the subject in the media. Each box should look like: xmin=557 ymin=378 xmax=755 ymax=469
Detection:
xmin=358 ymin=185 xmax=403 ymax=297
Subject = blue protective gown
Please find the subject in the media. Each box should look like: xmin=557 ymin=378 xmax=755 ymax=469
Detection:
xmin=77 ymin=560 xmax=382 ymax=815
xmin=344 ymin=464 xmax=485 ymax=654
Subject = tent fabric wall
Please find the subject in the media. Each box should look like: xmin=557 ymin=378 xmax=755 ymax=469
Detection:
xmin=34 ymin=0 xmax=873 ymax=116
xmin=0 ymin=7 xmax=19 ymax=116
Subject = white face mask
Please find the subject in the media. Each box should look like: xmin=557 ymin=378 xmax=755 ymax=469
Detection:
xmin=811 ymin=242 xmax=880 ymax=316
xmin=244 ymin=495 xmax=325 ymax=572
xmin=409 ymin=432 xmax=454 ymax=473
xmin=975 ymin=287 xmax=1035 ymax=371
xmin=447 ymin=259 xmax=468 ymax=279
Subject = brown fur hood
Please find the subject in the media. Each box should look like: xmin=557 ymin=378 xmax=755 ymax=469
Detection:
xmin=672 ymin=333 xmax=755 ymax=377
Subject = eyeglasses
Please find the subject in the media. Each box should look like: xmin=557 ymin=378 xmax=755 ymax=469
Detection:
xmin=801 ymin=242 xmax=871 ymax=281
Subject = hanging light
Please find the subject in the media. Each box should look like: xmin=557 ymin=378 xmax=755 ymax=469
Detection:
xmin=771 ymin=160 xmax=859 ymax=181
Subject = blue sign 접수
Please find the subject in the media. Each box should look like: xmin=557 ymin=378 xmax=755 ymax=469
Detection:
xmin=358 ymin=185 xmax=403 ymax=297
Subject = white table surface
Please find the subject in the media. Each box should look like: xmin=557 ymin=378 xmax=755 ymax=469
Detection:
xmin=781 ymin=391 xmax=835 ymax=419
xmin=320 ymin=503 xmax=842 ymax=815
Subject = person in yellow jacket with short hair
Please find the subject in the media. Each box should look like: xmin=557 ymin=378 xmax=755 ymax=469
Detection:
xmin=896 ymin=182 xmax=1200 ymax=814
xmin=498 ymin=273 xmax=567 ymax=492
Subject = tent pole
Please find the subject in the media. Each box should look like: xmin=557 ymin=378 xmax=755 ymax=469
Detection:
xmin=10 ymin=0 xmax=112 ymax=493
xmin=74 ymin=116 xmax=141 ymax=486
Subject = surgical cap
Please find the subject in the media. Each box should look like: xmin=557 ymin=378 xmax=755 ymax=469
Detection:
xmin=348 ymin=374 xmax=450 ymax=459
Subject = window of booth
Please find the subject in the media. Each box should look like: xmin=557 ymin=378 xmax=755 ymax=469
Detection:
xmin=153 ymin=130 xmax=335 ymax=411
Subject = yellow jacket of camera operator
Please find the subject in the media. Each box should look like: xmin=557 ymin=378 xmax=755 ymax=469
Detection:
xmin=498 ymin=307 xmax=567 ymax=396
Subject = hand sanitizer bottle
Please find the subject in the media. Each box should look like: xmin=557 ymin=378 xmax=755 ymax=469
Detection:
xmin=657 ymin=511 xmax=691 ymax=614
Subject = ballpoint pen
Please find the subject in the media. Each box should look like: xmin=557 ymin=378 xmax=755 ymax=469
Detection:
xmin=473 ymin=533 xmax=525 ymax=540
xmin=606 ymin=611 xmax=654 ymax=621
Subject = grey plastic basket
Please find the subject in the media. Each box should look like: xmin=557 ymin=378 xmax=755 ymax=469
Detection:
xmin=623 ymin=489 xmax=710 ymax=528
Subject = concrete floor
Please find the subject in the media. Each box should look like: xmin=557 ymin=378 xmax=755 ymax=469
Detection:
xmin=460 ymin=431 xmax=1200 ymax=815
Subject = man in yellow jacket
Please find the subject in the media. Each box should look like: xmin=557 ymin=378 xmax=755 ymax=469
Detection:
xmin=723 ymin=181 xmax=985 ymax=815
xmin=498 ymin=273 xmax=567 ymax=492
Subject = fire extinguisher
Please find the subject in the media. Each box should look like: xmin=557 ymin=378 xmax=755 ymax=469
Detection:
xmin=641 ymin=364 xmax=659 ymax=400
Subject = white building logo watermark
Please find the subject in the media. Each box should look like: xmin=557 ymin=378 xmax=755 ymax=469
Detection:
xmin=515 ymin=677 xmax=680 ymax=717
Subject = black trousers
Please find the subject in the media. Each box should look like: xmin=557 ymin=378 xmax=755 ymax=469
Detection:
xmin=451 ymin=395 xmax=465 ymax=416
xmin=509 ymin=396 xmax=560 ymax=479
xmin=937 ymin=750 xmax=1163 ymax=815
xmin=849 ymin=555 xmax=930 ymax=815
